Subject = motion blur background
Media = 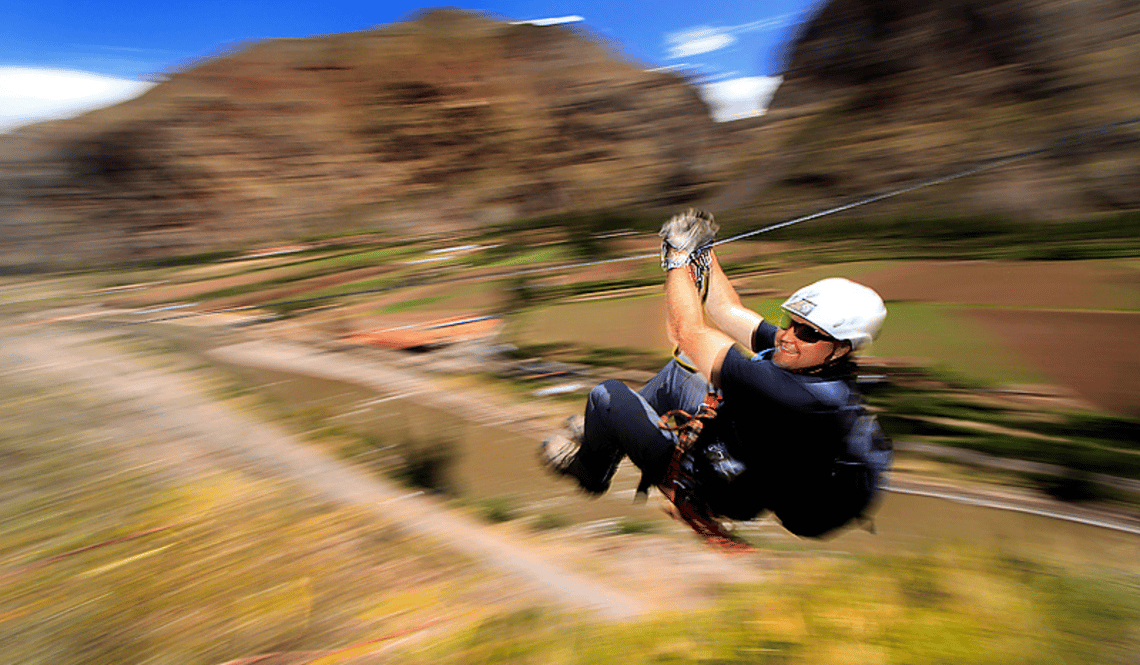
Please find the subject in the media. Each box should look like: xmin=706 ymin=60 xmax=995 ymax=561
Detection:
xmin=2 ymin=2 xmax=1138 ymax=663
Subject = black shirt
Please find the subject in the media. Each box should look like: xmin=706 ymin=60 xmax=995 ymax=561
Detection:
xmin=700 ymin=321 xmax=855 ymax=521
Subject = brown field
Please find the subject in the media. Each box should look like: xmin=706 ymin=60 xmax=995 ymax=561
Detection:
xmin=859 ymin=259 xmax=1140 ymax=310
xmin=727 ymin=258 xmax=1140 ymax=310
xmin=967 ymin=308 xmax=1140 ymax=417
xmin=519 ymin=296 xmax=671 ymax=351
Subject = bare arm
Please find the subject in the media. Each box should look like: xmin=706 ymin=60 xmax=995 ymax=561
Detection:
xmin=666 ymin=267 xmax=735 ymax=387
xmin=702 ymin=251 xmax=764 ymax=349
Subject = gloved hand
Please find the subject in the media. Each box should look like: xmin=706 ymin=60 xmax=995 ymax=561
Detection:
xmin=659 ymin=209 xmax=718 ymax=271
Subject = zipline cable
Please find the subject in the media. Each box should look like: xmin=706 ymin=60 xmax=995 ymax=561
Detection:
xmin=715 ymin=114 xmax=1140 ymax=246
xmin=119 ymin=116 xmax=1140 ymax=326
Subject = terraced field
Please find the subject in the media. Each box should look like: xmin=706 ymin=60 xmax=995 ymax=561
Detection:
xmin=3 ymin=224 xmax=1139 ymax=663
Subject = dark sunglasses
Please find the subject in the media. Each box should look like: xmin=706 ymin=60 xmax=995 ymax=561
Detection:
xmin=779 ymin=314 xmax=835 ymax=344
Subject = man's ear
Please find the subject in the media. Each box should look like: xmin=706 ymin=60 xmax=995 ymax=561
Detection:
xmin=828 ymin=341 xmax=853 ymax=363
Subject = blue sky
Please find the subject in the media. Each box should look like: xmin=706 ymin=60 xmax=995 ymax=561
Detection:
xmin=2 ymin=1 xmax=822 ymax=131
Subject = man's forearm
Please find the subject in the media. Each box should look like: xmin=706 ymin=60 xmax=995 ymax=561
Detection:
xmin=703 ymin=253 xmax=763 ymax=347
xmin=703 ymin=252 xmax=740 ymax=311
xmin=665 ymin=266 xmax=734 ymax=385
xmin=666 ymin=267 xmax=705 ymax=345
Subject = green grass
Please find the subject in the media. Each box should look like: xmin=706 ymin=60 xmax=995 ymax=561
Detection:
xmin=513 ymin=296 xmax=671 ymax=353
xmin=477 ymin=496 xmax=521 ymax=523
xmin=866 ymin=371 xmax=1140 ymax=488
xmin=614 ymin=517 xmax=659 ymax=535
xmin=379 ymin=294 xmax=447 ymax=313
xmin=1017 ymin=412 xmax=1140 ymax=451
xmin=122 ymin=249 xmax=243 ymax=269
xmin=530 ymin=512 xmax=572 ymax=531
xmin=402 ymin=547 xmax=1140 ymax=665
xmin=489 ymin=209 xmax=661 ymax=237
xmin=478 ymin=244 xmax=569 ymax=268
xmin=283 ymin=245 xmax=416 ymax=270
xmin=0 ymin=369 xmax=488 ymax=665
xmin=947 ymin=434 xmax=1140 ymax=480
xmin=191 ymin=270 xmax=334 ymax=302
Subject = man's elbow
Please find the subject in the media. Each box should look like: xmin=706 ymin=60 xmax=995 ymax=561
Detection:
xmin=671 ymin=319 xmax=705 ymax=354
xmin=677 ymin=328 xmax=733 ymax=386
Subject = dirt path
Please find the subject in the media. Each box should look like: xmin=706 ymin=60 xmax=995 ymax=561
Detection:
xmin=1 ymin=320 xmax=762 ymax=621
xmin=207 ymin=338 xmax=569 ymax=440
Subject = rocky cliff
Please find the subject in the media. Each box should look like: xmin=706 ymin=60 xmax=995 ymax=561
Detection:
xmin=3 ymin=2 xmax=1139 ymax=269
xmin=0 ymin=9 xmax=730 ymax=267
xmin=717 ymin=0 xmax=1140 ymax=220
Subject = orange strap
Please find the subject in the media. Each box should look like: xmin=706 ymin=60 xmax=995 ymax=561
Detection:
xmin=655 ymin=394 xmax=755 ymax=553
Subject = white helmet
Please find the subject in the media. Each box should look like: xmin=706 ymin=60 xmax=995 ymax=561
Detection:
xmin=781 ymin=278 xmax=886 ymax=350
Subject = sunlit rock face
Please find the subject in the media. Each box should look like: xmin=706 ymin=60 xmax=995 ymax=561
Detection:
xmin=719 ymin=0 xmax=1140 ymax=221
xmin=0 ymin=9 xmax=731 ymax=267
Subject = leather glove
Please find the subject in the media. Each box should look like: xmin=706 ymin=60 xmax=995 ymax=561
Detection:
xmin=659 ymin=209 xmax=718 ymax=271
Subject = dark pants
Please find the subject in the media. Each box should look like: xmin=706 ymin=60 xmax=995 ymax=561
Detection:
xmin=575 ymin=359 xmax=710 ymax=492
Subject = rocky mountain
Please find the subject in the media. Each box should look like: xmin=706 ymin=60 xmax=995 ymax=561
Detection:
xmin=0 ymin=9 xmax=731 ymax=268
xmin=2 ymin=2 xmax=1138 ymax=269
xmin=717 ymin=0 xmax=1140 ymax=220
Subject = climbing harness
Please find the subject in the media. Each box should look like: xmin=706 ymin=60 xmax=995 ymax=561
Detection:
xmin=647 ymin=392 xmax=756 ymax=553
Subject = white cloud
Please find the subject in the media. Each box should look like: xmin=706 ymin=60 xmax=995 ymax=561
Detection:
xmin=667 ymin=28 xmax=736 ymax=59
xmin=699 ymin=76 xmax=782 ymax=122
xmin=0 ymin=67 xmax=155 ymax=133
xmin=736 ymin=14 xmax=799 ymax=34
xmin=510 ymin=16 xmax=585 ymax=27
xmin=665 ymin=13 xmax=799 ymax=60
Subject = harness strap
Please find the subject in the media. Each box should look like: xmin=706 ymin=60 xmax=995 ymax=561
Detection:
xmin=638 ymin=392 xmax=755 ymax=553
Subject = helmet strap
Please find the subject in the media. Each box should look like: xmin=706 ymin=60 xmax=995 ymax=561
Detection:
xmin=794 ymin=342 xmax=853 ymax=376
xmin=826 ymin=341 xmax=853 ymax=364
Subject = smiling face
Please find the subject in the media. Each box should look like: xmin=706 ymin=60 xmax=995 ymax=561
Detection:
xmin=772 ymin=314 xmax=851 ymax=372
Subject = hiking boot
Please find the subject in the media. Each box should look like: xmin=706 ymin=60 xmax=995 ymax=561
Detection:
xmin=538 ymin=415 xmax=611 ymax=495
xmin=538 ymin=415 xmax=584 ymax=475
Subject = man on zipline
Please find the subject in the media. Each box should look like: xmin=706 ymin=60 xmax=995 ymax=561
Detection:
xmin=540 ymin=210 xmax=892 ymax=547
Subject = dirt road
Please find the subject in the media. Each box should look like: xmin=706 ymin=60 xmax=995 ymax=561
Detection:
xmin=207 ymin=338 xmax=569 ymax=441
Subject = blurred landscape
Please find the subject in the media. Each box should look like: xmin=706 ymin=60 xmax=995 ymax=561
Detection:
xmin=2 ymin=2 xmax=1139 ymax=663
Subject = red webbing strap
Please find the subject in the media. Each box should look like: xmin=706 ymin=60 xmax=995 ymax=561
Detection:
xmin=656 ymin=393 xmax=754 ymax=553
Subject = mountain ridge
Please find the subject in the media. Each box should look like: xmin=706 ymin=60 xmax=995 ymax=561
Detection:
xmin=2 ymin=2 xmax=1138 ymax=269
xmin=0 ymin=9 xmax=731 ymax=267
xmin=722 ymin=0 xmax=1140 ymax=221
